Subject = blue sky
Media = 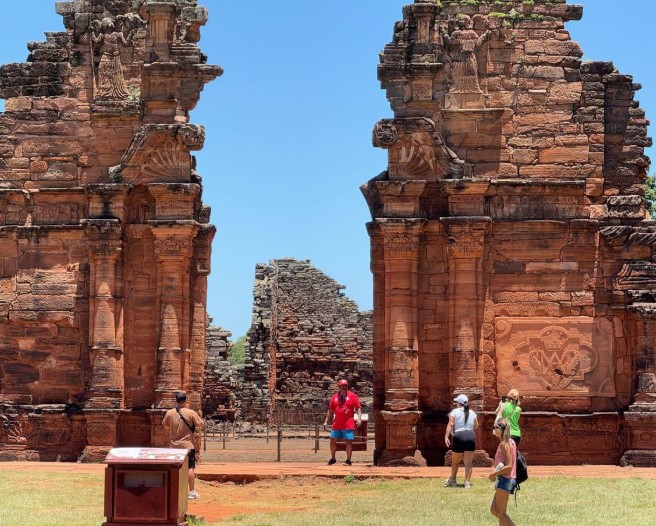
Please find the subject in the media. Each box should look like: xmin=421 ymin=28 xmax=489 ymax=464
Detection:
xmin=1 ymin=1 xmax=654 ymax=338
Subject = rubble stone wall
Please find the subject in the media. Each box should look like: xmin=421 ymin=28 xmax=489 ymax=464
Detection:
xmin=240 ymin=259 xmax=373 ymax=421
xmin=202 ymin=325 xmax=240 ymax=420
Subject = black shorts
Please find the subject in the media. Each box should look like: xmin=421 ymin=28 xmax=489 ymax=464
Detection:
xmin=188 ymin=449 xmax=196 ymax=469
xmin=452 ymin=430 xmax=476 ymax=453
xmin=511 ymin=435 xmax=521 ymax=446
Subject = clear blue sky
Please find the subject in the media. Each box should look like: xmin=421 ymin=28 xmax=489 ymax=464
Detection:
xmin=1 ymin=1 xmax=654 ymax=338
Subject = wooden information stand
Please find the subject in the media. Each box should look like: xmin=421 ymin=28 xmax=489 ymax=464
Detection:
xmin=335 ymin=413 xmax=368 ymax=452
xmin=102 ymin=448 xmax=189 ymax=526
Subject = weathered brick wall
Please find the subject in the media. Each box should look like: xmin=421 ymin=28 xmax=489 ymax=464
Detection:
xmin=0 ymin=0 xmax=220 ymax=461
xmin=364 ymin=0 xmax=653 ymax=466
xmin=202 ymin=324 xmax=240 ymax=419
xmin=240 ymin=259 xmax=373 ymax=421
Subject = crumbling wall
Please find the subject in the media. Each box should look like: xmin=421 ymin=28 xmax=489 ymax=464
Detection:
xmin=202 ymin=324 xmax=240 ymax=419
xmin=240 ymin=259 xmax=373 ymax=421
xmin=0 ymin=0 xmax=220 ymax=461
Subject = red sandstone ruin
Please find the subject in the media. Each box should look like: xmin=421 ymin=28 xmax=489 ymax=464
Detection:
xmin=362 ymin=0 xmax=654 ymax=466
xmin=0 ymin=0 xmax=219 ymax=461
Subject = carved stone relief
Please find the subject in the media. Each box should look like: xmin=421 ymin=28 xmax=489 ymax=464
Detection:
xmin=495 ymin=317 xmax=615 ymax=398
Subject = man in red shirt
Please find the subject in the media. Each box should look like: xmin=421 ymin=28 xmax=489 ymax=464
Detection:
xmin=323 ymin=379 xmax=362 ymax=466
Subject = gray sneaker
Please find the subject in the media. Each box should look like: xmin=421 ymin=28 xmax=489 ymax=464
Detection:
xmin=444 ymin=478 xmax=457 ymax=487
xmin=188 ymin=490 xmax=200 ymax=500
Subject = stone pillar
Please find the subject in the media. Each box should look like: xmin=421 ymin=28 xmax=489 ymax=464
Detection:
xmin=443 ymin=218 xmax=493 ymax=466
xmin=377 ymin=220 xmax=426 ymax=465
xmin=151 ymin=224 xmax=197 ymax=408
xmin=188 ymin=225 xmax=215 ymax=411
xmin=144 ymin=1 xmax=175 ymax=61
xmin=621 ymin=313 xmax=656 ymax=466
xmin=443 ymin=218 xmax=490 ymax=401
xmin=85 ymin=220 xmax=124 ymax=410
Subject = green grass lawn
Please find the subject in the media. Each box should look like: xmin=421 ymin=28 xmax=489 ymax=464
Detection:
xmin=1 ymin=471 xmax=655 ymax=526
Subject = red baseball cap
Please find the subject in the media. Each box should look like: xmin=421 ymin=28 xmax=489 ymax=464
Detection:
xmin=337 ymin=379 xmax=348 ymax=387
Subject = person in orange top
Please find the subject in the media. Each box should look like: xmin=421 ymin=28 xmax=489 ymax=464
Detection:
xmin=162 ymin=391 xmax=204 ymax=500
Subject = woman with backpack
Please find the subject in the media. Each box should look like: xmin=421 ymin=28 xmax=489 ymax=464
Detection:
xmin=495 ymin=388 xmax=522 ymax=445
xmin=444 ymin=394 xmax=478 ymax=489
xmin=488 ymin=419 xmax=517 ymax=526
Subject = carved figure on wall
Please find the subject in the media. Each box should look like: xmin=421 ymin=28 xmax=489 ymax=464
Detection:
xmin=439 ymin=15 xmax=492 ymax=95
xmin=91 ymin=18 xmax=132 ymax=100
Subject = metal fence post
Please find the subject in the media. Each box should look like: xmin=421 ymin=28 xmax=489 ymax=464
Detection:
xmin=223 ymin=420 xmax=227 ymax=450
xmin=314 ymin=422 xmax=320 ymax=454
xmin=203 ymin=421 xmax=207 ymax=452
xmin=277 ymin=426 xmax=282 ymax=462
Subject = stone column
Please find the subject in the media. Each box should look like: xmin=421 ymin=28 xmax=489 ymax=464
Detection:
xmin=621 ymin=312 xmax=656 ymax=466
xmin=85 ymin=220 xmax=124 ymax=410
xmin=188 ymin=225 xmax=215 ymax=411
xmin=377 ymin=219 xmax=426 ymax=465
xmin=151 ymin=224 xmax=197 ymax=408
xmin=82 ymin=411 xmax=120 ymax=463
xmin=143 ymin=1 xmax=175 ymax=61
xmin=444 ymin=218 xmax=493 ymax=466
xmin=443 ymin=219 xmax=490 ymax=401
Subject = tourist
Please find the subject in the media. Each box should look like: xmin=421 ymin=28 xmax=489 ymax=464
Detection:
xmin=495 ymin=389 xmax=522 ymax=446
xmin=323 ymin=379 xmax=362 ymax=466
xmin=162 ymin=391 xmax=204 ymax=500
xmin=444 ymin=393 xmax=478 ymax=488
xmin=488 ymin=419 xmax=517 ymax=526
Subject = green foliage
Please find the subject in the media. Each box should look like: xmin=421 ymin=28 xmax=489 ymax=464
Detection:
xmin=343 ymin=475 xmax=357 ymax=484
xmin=188 ymin=516 xmax=207 ymax=526
xmin=229 ymin=334 xmax=247 ymax=365
xmin=646 ymin=174 xmax=656 ymax=217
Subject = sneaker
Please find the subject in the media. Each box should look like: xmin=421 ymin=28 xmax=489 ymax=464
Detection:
xmin=327 ymin=458 xmax=337 ymax=465
xmin=444 ymin=478 xmax=457 ymax=487
xmin=344 ymin=459 xmax=352 ymax=466
xmin=188 ymin=490 xmax=200 ymax=500
xmin=463 ymin=482 xmax=471 ymax=489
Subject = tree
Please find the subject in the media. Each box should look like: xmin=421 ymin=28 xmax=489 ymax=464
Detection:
xmin=646 ymin=174 xmax=656 ymax=218
xmin=229 ymin=335 xmax=247 ymax=365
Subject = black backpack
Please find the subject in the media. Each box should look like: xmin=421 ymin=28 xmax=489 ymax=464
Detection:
xmin=514 ymin=449 xmax=528 ymax=504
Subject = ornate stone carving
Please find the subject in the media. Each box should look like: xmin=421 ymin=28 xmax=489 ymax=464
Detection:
xmin=90 ymin=17 xmax=137 ymax=101
xmin=384 ymin=232 xmax=419 ymax=260
xmin=372 ymin=118 xmax=465 ymax=181
xmin=154 ymin=235 xmax=193 ymax=260
xmin=114 ymin=124 xmax=205 ymax=184
xmin=445 ymin=226 xmax=486 ymax=259
xmin=495 ymin=318 xmax=615 ymax=398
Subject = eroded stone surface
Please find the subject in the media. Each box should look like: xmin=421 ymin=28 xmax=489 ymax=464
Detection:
xmin=240 ymin=259 xmax=373 ymax=422
xmin=363 ymin=0 xmax=653 ymax=466
xmin=0 ymin=0 xmax=220 ymax=461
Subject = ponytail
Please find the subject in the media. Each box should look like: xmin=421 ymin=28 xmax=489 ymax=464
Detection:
xmin=463 ymin=404 xmax=470 ymax=424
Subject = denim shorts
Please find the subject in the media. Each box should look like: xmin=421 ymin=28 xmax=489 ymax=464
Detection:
xmin=330 ymin=429 xmax=355 ymax=440
xmin=495 ymin=476 xmax=516 ymax=494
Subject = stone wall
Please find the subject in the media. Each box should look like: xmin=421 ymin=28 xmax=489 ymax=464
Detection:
xmin=202 ymin=324 xmax=240 ymax=420
xmin=363 ymin=0 xmax=653 ymax=466
xmin=0 ymin=0 xmax=220 ymax=461
xmin=240 ymin=259 xmax=373 ymax=421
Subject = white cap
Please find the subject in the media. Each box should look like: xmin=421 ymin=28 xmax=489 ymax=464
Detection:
xmin=454 ymin=394 xmax=468 ymax=405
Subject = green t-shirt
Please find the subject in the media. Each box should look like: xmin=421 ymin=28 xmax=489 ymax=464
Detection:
xmin=502 ymin=401 xmax=521 ymax=437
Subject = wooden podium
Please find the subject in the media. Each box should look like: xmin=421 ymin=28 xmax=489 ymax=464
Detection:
xmin=102 ymin=448 xmax=189 ymax=526
xmin=335 ymin=414 xmax=369 ymax=452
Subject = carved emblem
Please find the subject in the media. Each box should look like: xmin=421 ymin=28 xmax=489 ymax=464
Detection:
xmin=89 ymin=238 xmax=122 ymax=260
xmin=374 ymin=122 xmax=398 ymax=146
xmin=1 ymin=415 xmax=27 ymax=444
xmin=512 ymin=326 xmax=597 ymax=390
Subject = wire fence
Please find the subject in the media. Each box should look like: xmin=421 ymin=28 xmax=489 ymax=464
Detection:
xmin=200 ymin=411 xmax=373 ymax=463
